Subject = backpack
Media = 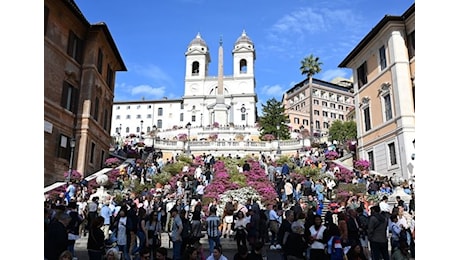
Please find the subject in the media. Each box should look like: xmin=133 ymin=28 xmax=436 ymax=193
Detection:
xmin=180 ymin=217 xmax=192 ymax=241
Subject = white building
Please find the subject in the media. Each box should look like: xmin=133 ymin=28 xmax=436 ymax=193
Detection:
xmin=111 ymin=31 xmax=259 ymax=143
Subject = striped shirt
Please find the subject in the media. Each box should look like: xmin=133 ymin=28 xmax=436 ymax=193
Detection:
xmin=206 ymin=214 xmax=221 ymax=238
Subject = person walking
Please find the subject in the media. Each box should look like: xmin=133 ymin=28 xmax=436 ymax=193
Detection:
xmin=205 ymin=206 xmax=221 ymax=256
xmin=87 ymin=216 xmax=106 ymax=260
xmin=170 ymin=207 xmax=183 ymax=260
xmin=367 ymin=205 xmax=389 ymax=260
xmin=45 ymin=212 xmax=72 ymax=260
xmin=233 ymin=210 xmax=249 ymax=252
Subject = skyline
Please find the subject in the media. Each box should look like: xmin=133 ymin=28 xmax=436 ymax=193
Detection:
xmin=75 ymin=0 xmax=414 ymax=108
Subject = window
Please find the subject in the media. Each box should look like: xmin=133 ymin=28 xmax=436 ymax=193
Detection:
xmin=303 ymin=119 xmax=308 ymax=125
xmin=125 ymin=127 xmax=129 ymax=133
xmin=239 ymin=59 xmax=247 ymax=73
xmin=323 ymin=122 xmax=329 ymax=128
xmin=44 ymin=5 xmax=49 ymax=35
xmin=93 ymin=97 xmax=99 ymax=121
xmin=315 ymin=121 xmax=320 ymax=129
xmin=363 ymin=107 xmax=371 ymax=131
xmin=294 ymin=117 xmax=299 ymax=124
xmin=147 ymin=114 xmax=152 ymax=118
xmin=322 ymin=101 xmax=328 ymax=107
xmin=379 ymin=45 xmax=387 ymax=70
xmin=136 ymin=127 xmax=140 ymax=133
xmin=90 ymin=142 xmax=96 ymax=164
xmin=192 ymin=115 xmax=196 ymax=122
xmin=158 ymin=108 xmax=163 ymax=116
xmin=127 ymin=106 xmax=130 ymax=110
xmin=136 ymin=114 xmax=141 ymax=119
xmin=314 ymin=110 xmax=319 ymax=116
xmin=192 ymin=61 xmax=200 ymax=75
xmin=383 ymin=94 xmax=393 ymax=121
xmin=357 ymin=61 xmax=368 ymax=88
xmin=116 ymin=115 xmax=120 ymax=119
xmin=157 ymin=119 xmax=163 ymax=129
xmin=57 ymin=134 xmax=72 ymax=159
xmin=407 ymin=31 xmax=415 ymax=58
xmin=181 ymin=103 xmax=184 ymax=109
xmin=180 ymin=113 xmax=184 ymax=121
xmin=367 ymin=151 xmax=375 ymax=170
xmin=338 ymin=105 xmax=343 ymax=110
xmin=314 ymin=100 xmax=319 ymax=105
xmin=331 ymin=113 xmax=337 ymax=119
xmin=148 ymin=105 xmax=152 ymax=109
xmin=338 ymin=115 xmax=344 ymax=120
xmin=67 ymin=31 xmax=83 ymax=63
xmin=61 ymin=82 xmax=78 ymax=113
xmin=242 ymin=113 xmax=246 ymax=121
xmin=116 ymin=106 xmax=120 ymax=110
xmin=388 ymin=142 xmax=397 ymax=165
xmin=330 ymin=103 xmax=336 ymax=109
xmin=126 ymin=115 xmax=131 ymax=119
xmin=103 ymin=109 xmax=109 ymax=130
xmin=137 ymin=105 xmax=141 ymax=109
xmin=97 ymin=48 xmax=103 ymax=74
xmin=100 ymin=150 xmax=105 ymax=169
xmin=322 ymin=111 xmax=328 ymax=117
xmin=106 ymin=65 xmax=113 ymax=88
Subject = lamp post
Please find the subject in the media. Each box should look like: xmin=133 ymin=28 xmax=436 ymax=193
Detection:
xmin=200 ymin=113 xmax=203 ymax=127
xmin=276 ymin=125 xmax=281 ymax=155
xmin=67 ymin=138 xmax=76 ymax=182
xmin=152 ymin=125 xmax=157 ymax=151
xmin=300 ymin=125 xmax=305 ymax=150
xmin=186 ymin=122 xmax=191 ymax=155
xmin=140 ymin=120 xmax=144 ymax=139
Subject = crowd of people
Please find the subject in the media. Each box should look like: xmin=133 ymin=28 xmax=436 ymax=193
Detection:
xmin=44 ymin=149 xmax=415 ymax=260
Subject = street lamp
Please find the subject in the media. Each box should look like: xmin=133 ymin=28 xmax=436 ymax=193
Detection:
xmin=300 ymin=125 xmax=305 ymax=150
xmin=152 ymin=125 xmax=157 ymax=151
xmin=186 ymin=122 xmax=192 ymax=155
xmin=67 ymin=138 xmax=76 ymax=182
xmin=276 ymin=125 xmax=281 ymax=155
xmin=140 ymin=120 xmax=144 ymax=139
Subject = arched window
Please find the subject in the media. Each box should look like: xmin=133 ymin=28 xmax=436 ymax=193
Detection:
xmin=157 ymin=119 xmax=163 ymax=129
xmin=192 ymin=61 xmax=199 ymax=75
xmin=239 ymin=59 xmax=247 ymax=73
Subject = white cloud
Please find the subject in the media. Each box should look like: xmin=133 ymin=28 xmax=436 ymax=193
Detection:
xmin=320 ymin=68 xmax=350 ymax=82
xmin=261 ymin=84 xmax=285 ymax=97
xmin=131 ymin=84 xmax=166 ymax=99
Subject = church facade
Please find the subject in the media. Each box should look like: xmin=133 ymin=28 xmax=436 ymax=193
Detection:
xmin=111 ymin=31 xmax=258 ymax=137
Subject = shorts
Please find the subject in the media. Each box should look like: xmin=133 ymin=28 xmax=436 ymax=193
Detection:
xmin=360 ymin=236 xmax=369 ymax=248
xmin=224 ymin=215 xmax=234 ymax=224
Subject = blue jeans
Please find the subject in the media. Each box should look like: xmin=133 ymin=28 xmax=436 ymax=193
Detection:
xmin=118 ymin=244 xmax=131 ymax=260
xmin=132 ymin=231 xmax=146 ymax=255
xmin=173 ymin=240 xmax=182 ymax=260
xmin=208 ymin=236 xmax=220 ymax=255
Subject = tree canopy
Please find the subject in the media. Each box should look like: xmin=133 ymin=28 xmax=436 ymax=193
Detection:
xmin=257 ymin=98 xmax=290 ymax=140
xmin=328 ymin=120 xmax=357 ymax=144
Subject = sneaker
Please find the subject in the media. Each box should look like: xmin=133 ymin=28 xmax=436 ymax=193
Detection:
xmin=276 ymin=244 xmax=282 ymax=249
xmin=270 ymin=245 xmax=276 ymax=250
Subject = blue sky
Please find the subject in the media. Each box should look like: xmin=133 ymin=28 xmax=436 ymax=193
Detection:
xmin=74 ymin=0 xmax=414 ymax=106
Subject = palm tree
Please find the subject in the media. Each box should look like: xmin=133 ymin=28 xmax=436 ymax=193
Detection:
xmin=300 ymin=54 xmax=322 ymax=145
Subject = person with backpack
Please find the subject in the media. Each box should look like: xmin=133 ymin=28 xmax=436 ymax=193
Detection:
xmin=180 ymin=209 xmax=193 ymax=257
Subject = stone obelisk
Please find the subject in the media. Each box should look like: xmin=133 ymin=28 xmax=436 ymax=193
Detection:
xmin=214 ymin=36 xmax=229 ymax=125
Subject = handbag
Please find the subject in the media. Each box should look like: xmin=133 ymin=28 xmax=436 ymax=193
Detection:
xmin=155 ymin=234 xmax=162 ymax=247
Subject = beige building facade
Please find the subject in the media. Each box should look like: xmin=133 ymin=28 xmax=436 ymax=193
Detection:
xmin=282 ymin=78 xmax=354 ymax=145
xmin=339 ymin=4 xmax=415 ymax=180
xmin=44 ymin=0 xmax=126 ymax=186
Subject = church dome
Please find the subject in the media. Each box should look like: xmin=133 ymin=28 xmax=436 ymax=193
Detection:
xmin=187 ymin=32 xmax=208 ymax=49
xmin=234 ymin=30 xmax=253 ymax=46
